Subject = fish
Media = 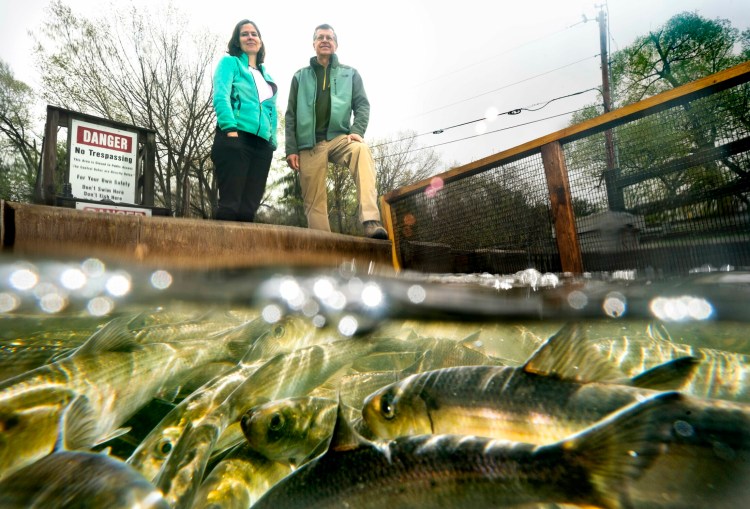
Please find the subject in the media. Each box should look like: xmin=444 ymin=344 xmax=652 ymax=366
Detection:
xmin=191 ymin=443 xmax=293 ymax=509
xmin=381 ymin=331 xmax=508 ymax=369
xmin=154 ymin=336 xmax=380 ymax=509
xmin=588 ymin=321 xmax=750 ymax=403
xmin=241 ymin=314 xmax=324 ymax=361
xmin=0 ymin=314 xmax=139 ymax=381
xmin=362 ymin=323 xmax=750 ymax=507
xmin=240 ymin=396 xmax=370 ymax=464
xmin=362 ymin=323 xmax=697 ymax=442
xmin=250 ymin=391 xmax=680 ymax=509
xmin=127 ymin=357 xmax=266 ymax=482
xmin=126 ymin=315 xmax=311 ymax=480
xmin=0 ymin=313 xmax=252 ymax=481
xmin=130 ymin=309 xmax=249 ymax=343
xmin=0 ymin=450 xmax=169 ymax=509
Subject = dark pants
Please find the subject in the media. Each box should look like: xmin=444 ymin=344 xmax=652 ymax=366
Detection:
xmin=211 ymin=129 xmax=274 ymax=222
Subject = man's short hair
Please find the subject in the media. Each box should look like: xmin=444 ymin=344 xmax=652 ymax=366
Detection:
xmin=313 ymin=24 xmax=337 ymax=43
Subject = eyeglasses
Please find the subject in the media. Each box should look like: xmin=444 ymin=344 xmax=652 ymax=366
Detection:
xmin=315 ymin=35 xmax=335 ymax=42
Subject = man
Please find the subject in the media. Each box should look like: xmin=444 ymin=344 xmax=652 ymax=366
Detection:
xmin=285 ymin=24 xmax=388 ymax=240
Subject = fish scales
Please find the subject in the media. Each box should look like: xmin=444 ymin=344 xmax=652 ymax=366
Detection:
xmin=251 ymin=393 xmax=679 ymax=509
xmin=0 ymin=326 xmax=250 ymax=480
xmin=155 ymin=337 xmax=379 ymax=509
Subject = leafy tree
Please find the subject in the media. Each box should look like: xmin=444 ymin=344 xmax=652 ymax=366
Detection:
xmin=566 ymin=12 xmax=750 ymax=226
xmin=32 ymin=0 xmax=218 ymax=216
xmin=611 ymin=12 xmax=744 ymax=104
xmin=0 ymin=60 xmax=40 ymax=201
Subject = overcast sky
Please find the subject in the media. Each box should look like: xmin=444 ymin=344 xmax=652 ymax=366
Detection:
xmin=2 ymin=0 xmax=749 ymax=169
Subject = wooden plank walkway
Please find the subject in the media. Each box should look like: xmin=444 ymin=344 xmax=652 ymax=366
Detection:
xmin=0 ymin=201 xmax=393 ymax=271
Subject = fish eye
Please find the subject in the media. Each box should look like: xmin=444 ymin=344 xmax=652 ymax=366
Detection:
xmin=157 ymin=439 xmax=173 ymax=457
xmin=0 ymin=414 xmax=20 ymax=432
xmin=380 ymin=392 xmax=396 ymax=420
xmin=269 ymin=412 xmax=285 ymax=431
xmin=273 ymin=325 xmax=285 ymax=338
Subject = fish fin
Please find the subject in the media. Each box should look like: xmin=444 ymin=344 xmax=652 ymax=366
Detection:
xmin=629 ymin=356 xmax=700 ymax=390
xmin=522 ymin=323 xmax=623 ymax=382
xmin=93 ymin=426 xmax=133 ymax=447
xmin=459 ymin=331 xmax=484 ymax=350
xmin=60 ymin=395 xmax=99 ymax=451
xmin=240 ymin=341 xmax=268 ymax=364
xmin=73 ymin=315 xmax=141 ymax=356
xmin=328 ymin=397 xmax=370 ymax=453
xmin=646 ymin=321 xmax=673 ymax=342
xmin=562 ymin=391 xmax=681 ymax=509
xmin=46 ymin=348 xmax=77 ymax=364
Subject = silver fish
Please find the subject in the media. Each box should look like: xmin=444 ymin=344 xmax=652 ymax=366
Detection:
xmin=251 ymin=392 xmax=681 ymax=509
xmin=362 ymin=323 xmax=750 ymax=508
xmin=240 ymin=396 xmax=368 ymax=464
xmin=0 ymin=315 xmax=250 ymax=480
xmin=0 ymin=450 xmax=169 ymax=509
xmin=155 ymin=336 xmax=379 ymax=509
xmin=589 ymin=321 xmax=750 ymax=402
xmin=191 ymin=443 xmax=293 ymax=509
xmin=127 ymin=315 xmax=309 ymax=480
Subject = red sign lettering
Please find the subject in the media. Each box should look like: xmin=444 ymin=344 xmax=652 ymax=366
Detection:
xmin=77 ymin=126 xmax=132 ymax=153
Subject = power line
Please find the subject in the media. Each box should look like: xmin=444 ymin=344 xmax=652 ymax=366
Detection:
xmin=374 ymin=107 xmax=591 ymax=161
xmin=372 ymin=87 xmax=599 ymax=149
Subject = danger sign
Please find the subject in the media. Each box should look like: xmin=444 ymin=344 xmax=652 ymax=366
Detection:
xmin=69 ymin=119 xmax=138 ymax=203
xmin=77 ymin=126 xmax=133 ymax=152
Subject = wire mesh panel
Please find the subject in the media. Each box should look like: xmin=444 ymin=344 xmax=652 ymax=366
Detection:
xmin=386 ymin=63 xmax=750 ymax=276
xmin=564 ymin=83 xmax=750 ymax=275
xmin=388 ymin=153 xmax=560 ymax=274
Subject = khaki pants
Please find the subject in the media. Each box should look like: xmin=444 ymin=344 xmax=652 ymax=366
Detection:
xmin=298 ymin=134 xmax=381 ymax=232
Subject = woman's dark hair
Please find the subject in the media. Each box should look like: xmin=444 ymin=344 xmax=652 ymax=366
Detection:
xmin=227 ymin=19 xmax=265 ymax=64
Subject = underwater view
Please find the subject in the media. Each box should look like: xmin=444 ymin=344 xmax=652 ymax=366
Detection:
xmin=0 ymin=256 xmax=749 ymax=508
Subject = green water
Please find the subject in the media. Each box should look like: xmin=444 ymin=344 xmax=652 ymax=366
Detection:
xmin=0 ymin=257 xmax=749 ymax=508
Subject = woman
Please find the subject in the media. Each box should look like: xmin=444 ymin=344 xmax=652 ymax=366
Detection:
xmin=211 ymin=20 xmax=277 ymax=222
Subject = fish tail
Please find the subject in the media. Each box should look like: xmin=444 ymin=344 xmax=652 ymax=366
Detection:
xmin=562 ymin=391 xmax=681 ymax=509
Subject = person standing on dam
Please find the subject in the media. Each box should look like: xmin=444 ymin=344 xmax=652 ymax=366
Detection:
xmin=211 ymin=19 xmax=278 ymax=222
xmin=284 ymin=23 xmax=387 ymax=240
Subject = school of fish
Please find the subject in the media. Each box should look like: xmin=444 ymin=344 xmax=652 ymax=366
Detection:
xmin=1 ymin=288 xmax=749 ymax=508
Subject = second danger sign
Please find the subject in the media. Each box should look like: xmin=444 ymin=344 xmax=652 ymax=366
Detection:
xmin=69 ymin=119 xmax=138 ymax=203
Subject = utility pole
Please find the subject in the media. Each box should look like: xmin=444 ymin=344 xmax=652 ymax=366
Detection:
xmin=596 ymin=5 xmax=624 ymax=211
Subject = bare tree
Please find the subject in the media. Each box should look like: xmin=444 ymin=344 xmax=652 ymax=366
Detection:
xmin=370 ymin=131 xmax=441 ymax=195
xmin=0 ymin=60 xmax=40 ymax=201
xmin=32 ymin=1 xmax=219 ymax=216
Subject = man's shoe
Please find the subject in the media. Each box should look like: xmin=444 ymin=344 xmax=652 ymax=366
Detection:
xmin=364 ymin=220 xmax=388 ymax=240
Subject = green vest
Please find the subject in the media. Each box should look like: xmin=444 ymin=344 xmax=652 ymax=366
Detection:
xmin=292 ymin=55 xmax=369 ymax=151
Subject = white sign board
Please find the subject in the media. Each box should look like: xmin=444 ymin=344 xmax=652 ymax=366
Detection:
xmin=69 ymin=119 xmax=138 ymax=203
xmin=75 ymin=202 xmax=152 ymax=216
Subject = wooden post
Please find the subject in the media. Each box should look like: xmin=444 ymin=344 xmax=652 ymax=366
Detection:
xmin=541 ymin=141 xmax=583 ymax=274
xmin=143 ymin=131 xmax=157 ymax=207
xmin=380 ymin=196 xmax=400 ymax=271
xmin=35 ymin=106 xmax=60 ymax=205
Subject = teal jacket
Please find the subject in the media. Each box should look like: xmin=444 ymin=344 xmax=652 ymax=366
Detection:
xmin=285 ymin=54 xmax=370 ymax=155
xmin=213 ymin=53 xmax=278 ymax=148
